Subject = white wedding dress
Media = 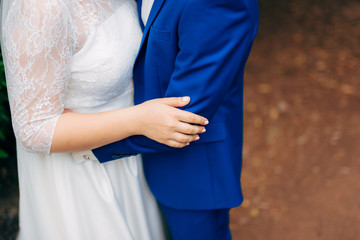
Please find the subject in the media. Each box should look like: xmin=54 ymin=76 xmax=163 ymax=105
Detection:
xmin=1 ymin=0 xmax=166 ymax=239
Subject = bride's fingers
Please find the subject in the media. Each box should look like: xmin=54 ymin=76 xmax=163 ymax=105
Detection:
xmin=176 ymin=122 xmax=206 ymax=135
xmin=170 ymin=132 xmax=199 ymax=144
xmin=163 ymin=139 xmax=190 ymax=148
xmin=152 ymin=96 xmax=191 ymax=107
xmin=146 ymin=98 xmax=208 ymax=125
xmin=176 ymin=110 xmax=209 ymax=126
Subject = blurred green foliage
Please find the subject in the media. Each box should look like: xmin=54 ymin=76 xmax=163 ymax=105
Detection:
xmin=0 ymin=47 xmax=17 ymax=193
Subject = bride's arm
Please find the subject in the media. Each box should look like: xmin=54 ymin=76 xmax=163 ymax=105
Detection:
xmin=52 ymin=97 xmax=207 ymax=152
xmin=2 ymin=0 xmax=206 ymax=154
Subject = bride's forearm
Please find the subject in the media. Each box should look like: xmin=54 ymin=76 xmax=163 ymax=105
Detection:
xmin=50 ymin=97 xmax=208 ymax=153
xmin=51 ymin=107 xmax=140 ymax=153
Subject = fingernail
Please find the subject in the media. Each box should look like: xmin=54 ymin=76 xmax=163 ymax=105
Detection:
xmin=195 ymin=136 xmax=200 ymax=140
xmin=182 ymin=96 xmax=190 ymax=102
xmin=202 ymin=128 xmax=206 ymax=133
xmin=186 ymin=143 xmax=190 ymax=146
xmin=204 ymin=120 xmax=209 ymax=125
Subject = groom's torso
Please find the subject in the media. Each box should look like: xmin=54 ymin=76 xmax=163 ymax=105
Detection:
xmin=133 ymin=0 xmax=258 ymax=210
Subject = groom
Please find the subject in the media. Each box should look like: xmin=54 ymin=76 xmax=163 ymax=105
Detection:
xmin=94 ymin=0 xmax=258 ymax=239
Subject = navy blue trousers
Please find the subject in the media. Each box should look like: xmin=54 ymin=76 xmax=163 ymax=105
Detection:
xmin=159 ymin=203 xmax=232 ymax=240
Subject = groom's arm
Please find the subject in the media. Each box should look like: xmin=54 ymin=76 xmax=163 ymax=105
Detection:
xmin=164 ymin=0 xmax=258 ymax=120
xmin=92 ymin=0 xmax=258 ymax=163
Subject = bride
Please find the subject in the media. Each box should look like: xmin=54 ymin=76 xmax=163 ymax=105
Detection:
xmin=0 ymin=0 xmax=208 ymax=239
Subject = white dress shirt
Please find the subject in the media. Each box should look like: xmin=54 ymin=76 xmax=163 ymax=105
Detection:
xmin=141 ymin=0 xmax=155 ymax=26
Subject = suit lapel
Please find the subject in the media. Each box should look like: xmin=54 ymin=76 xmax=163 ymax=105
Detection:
xmin=134 ymin=0 xmax=165 ymax=73
xmin=138 ymin=0 xmax=165 ymax=51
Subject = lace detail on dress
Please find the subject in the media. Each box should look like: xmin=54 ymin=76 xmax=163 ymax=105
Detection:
xmin=1 ymin=0 xmax=130 ymax=153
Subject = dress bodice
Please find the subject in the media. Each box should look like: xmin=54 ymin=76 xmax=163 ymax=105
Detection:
xmin=65 ymin=2 xmax=142 ymax=111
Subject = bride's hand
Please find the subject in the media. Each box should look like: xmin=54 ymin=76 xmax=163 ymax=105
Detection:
xmin=133 ymin=97 xmax=208 ymax=148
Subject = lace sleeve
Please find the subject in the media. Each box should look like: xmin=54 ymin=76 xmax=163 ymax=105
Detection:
xmin=2 ymin=0 xmax=76 ymax=153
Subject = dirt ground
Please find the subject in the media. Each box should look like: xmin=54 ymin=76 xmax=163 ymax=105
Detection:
xmin=1 ymin=0 xmax=360 ymax=239
xmin=230 ymin=0 xmax=360 ymax=239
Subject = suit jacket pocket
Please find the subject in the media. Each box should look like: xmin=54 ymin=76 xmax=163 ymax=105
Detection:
xmin=150 ymin=26 xmax=171 ymax=41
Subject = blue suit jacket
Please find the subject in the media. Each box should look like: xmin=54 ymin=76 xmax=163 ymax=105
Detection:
xmin=93 ymin=0 xmax=259 ymax=210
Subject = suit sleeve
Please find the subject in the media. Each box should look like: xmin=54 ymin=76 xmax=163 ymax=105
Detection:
xmin=92 ymin=0 xmax=258 ymax=163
